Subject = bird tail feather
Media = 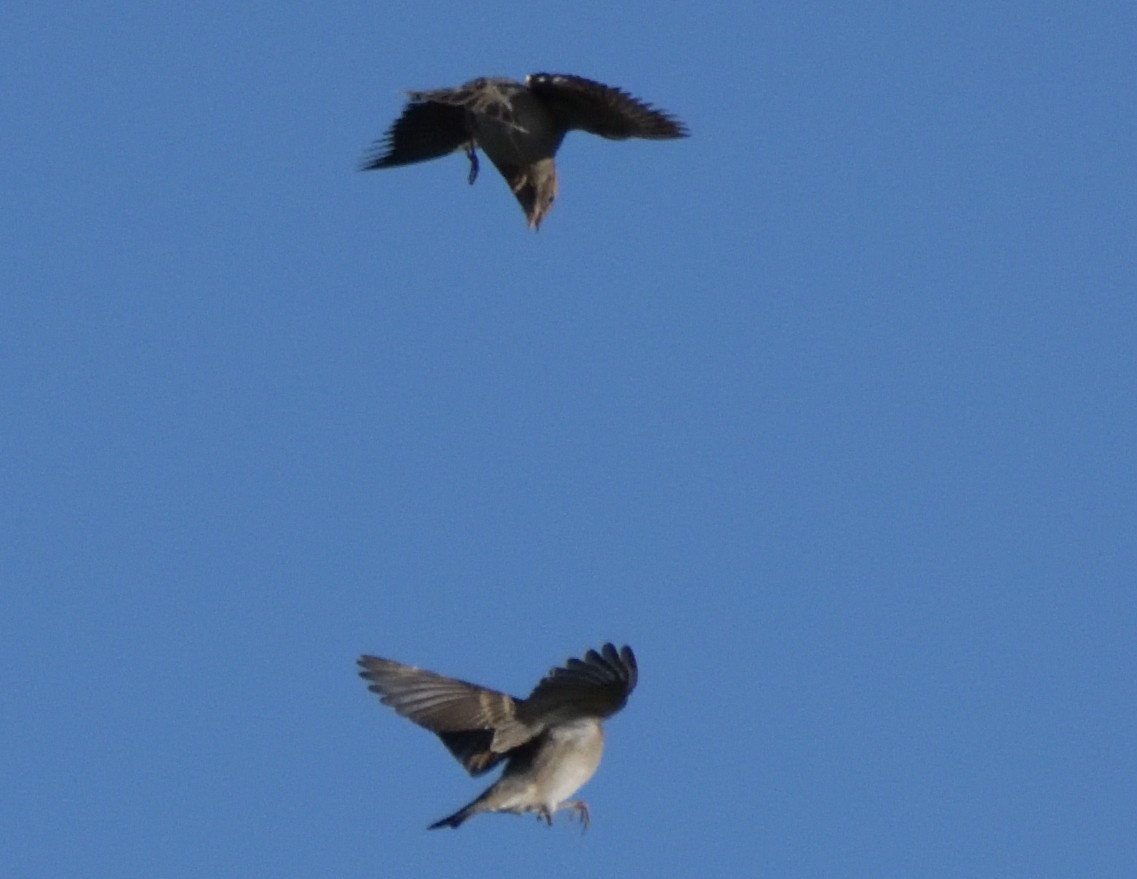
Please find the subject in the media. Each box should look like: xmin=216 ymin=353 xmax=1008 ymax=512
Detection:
xmin=428 ymin=802 xmax=476 ymax=830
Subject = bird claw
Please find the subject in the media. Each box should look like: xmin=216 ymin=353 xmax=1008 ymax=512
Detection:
xmin=566 ymin=801 xmax=590 ymax=833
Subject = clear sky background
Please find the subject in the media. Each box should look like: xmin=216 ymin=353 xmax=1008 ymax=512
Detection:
xmin=3 ymin=2 xmax=1135 ymax=876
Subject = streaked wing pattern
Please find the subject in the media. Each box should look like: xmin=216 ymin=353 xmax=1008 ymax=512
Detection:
xmin=358 ymin=656 xmax=531 ymax=774
xmin=407 ymin=78 xmax=520 ymax=127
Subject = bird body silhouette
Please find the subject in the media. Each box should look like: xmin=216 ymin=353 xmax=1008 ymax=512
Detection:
xmin=358 ymin=643 xmax=637 ymax=829
xmin=362 ymin=73 xmax=688 ymax=229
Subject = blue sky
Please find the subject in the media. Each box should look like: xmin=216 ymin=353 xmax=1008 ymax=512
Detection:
xmin=3 ymin=2 xmax=1135 ymax=876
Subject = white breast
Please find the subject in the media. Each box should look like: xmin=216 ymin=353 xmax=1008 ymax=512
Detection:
xmin=535 ymin=718 xmax=605 ymax=807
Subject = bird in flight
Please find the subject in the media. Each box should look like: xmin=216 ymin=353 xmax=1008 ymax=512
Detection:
xmin=361 ymin=73 xmax=688 ymax=229
xmin=357 ymin=643 xmax=637 ymax=830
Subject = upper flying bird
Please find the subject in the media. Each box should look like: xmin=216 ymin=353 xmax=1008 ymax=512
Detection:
xmin=357 ymin=643 xmax=637 ymax=830
xmin=360 ymin=73 xmax=688 ymax=229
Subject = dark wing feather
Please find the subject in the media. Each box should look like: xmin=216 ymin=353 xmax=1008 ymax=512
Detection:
xmin=357 ymin=655 xmax=534 ymax=775
xmin=360 ymin=100 xmax=470 ymax=171
xmin=526 ymin=74 xmax=688 ymax=140
xmin=519 ymin=643 xmax=638 ymax=726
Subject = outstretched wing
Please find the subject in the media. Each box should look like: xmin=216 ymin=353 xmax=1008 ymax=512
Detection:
xmin=525 ymin=74 xmax=688 ymax=140
xmin=360 ymin=100 xmax=470 ymax=171
xmin=358 ymin=656 xmax=535 ymax=775
xmin=519 ymin=643 xmax=638 ymax=727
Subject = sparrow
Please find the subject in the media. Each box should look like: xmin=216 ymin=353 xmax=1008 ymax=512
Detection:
xmin=357 ymin=643 xmax=637 ymax=830
xmin=360 ymin=73 xmax=688 ymax=229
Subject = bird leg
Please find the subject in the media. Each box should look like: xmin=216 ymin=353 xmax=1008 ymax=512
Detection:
xmin=536 ymin=801 xmax=589 ymax=831
xmin=464 ymin=143 xmax=479 ymax=185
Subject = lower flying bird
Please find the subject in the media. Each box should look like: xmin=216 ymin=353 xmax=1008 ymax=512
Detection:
xmin=358 ymin=643 xmax=637 ymax=830
xmin=361 ymin=73 xmax=688 ymax=229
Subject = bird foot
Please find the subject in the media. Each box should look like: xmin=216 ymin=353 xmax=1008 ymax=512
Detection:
xmin=564 ymin=800 xmax=590 ymax=833
xmin=537 ymin=801 xmax=589 ymax=832
xmin=465 ymin=144 xmax=479 ymax=185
